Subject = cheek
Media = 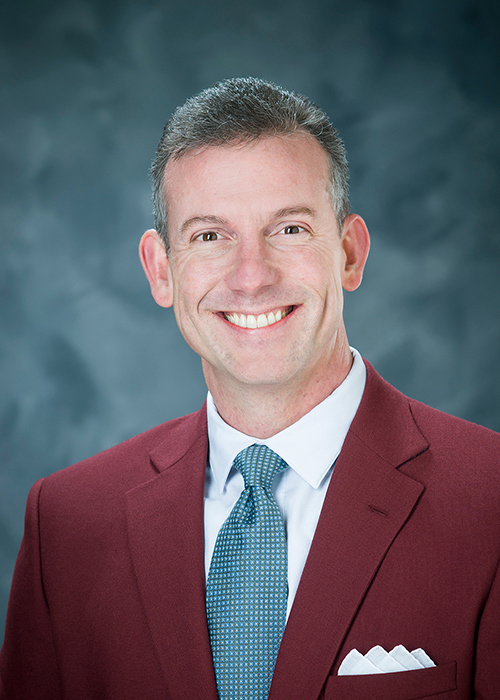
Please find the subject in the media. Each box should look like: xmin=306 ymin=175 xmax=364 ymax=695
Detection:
xmin=291 ymin=251 xmax=340 ymax=294
xmin=171 ymin=264 xmax=218 ymax=321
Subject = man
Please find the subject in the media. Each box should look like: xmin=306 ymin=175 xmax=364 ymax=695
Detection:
xmin=1 ymin=77 xmax=499 ymax=699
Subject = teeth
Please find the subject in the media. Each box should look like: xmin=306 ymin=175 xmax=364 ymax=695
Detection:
xmin=224 ymin=308 xmax=291 ymax=328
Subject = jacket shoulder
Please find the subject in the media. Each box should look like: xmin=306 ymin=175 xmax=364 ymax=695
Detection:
xmin=359 ymin=360 xmax=500 ymax=483
xmin=40 ymin=406 xmax=208 ymax=499
xmin=362 ymin=359 xmax=500 ymax=454
xmin=408 ymin=395 xmax=500 ymax=458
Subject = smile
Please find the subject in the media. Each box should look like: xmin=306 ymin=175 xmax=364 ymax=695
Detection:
xmin=223 ymin=307 xmax=293 ymax=328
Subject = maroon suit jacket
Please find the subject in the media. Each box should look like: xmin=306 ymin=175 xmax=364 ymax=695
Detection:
xmin=1 ymin=362 xmax=500 ymax=699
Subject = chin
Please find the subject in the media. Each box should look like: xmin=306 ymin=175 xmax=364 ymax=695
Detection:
xmin=225 ymin=364 xmax=300 ymax=388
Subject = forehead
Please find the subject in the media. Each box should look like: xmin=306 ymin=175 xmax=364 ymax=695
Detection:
xmin=162 ymin=133 xmax=332 ymax=215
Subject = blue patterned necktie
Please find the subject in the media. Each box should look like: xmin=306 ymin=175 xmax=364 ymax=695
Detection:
xmin=206 ymin=444 xmax=288 ymax=700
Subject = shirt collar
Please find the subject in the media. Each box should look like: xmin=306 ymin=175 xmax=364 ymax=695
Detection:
xmin=206 ymin=348 xmax=366 ymax=493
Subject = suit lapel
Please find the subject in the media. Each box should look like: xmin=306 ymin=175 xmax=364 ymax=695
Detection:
xmin=270 ymin=363 xmax=428 ymax=700
xmin=125 ymin=408 xmax=219 ymax=700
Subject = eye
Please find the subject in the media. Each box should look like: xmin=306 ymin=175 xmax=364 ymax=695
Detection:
xmin=196 ymin=231 xmax=221 ymax=242
xmin=282 ymin=225 xmax=304 ymax=235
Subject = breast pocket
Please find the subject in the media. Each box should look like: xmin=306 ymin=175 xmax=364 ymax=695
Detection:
xmin=324 ymin=662 xmax=457 ymax=700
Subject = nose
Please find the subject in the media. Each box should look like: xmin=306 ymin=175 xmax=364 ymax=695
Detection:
xmin=225 ymin=237 xmax=279 ymax=294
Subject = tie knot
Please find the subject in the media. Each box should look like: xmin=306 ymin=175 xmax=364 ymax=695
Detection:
xmin=233 ymin=444 xmax=287 ymax=489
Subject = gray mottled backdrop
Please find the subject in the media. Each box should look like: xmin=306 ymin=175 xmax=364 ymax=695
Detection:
xmin=1 ymin=0 xmax=499 ymax=637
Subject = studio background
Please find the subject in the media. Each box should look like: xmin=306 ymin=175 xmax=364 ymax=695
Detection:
xmin=1 ymin=0 xmax=499 ymax=637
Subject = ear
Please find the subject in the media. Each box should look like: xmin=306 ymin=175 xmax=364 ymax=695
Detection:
xmin=139 ymin=229 xmax=174 ymax=308
xmin=340 ymin=214 xmax=371 ymax=292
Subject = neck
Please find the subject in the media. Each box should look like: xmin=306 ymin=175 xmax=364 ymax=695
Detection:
xmin=203 ymin=342 xmax=354 ymax=439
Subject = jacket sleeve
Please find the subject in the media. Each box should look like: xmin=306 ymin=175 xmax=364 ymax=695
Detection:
xmin=0 ymin=479 xmax=62 ymax=700
xmin=474 ymin=553 xmax=500 ymax=699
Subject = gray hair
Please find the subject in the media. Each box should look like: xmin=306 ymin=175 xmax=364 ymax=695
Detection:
xmin=151 ymin=77 xmax=350 ymax=250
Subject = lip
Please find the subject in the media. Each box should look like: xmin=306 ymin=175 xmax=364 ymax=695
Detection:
xmin=222 ymin=306 xmax=295 ymax=329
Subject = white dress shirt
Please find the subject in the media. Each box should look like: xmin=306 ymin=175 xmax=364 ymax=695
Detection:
xmin=204 ymin=348 xmax=366 ymax=617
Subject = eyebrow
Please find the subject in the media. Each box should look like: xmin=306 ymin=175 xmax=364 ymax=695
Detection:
xmin=180 ymin=207 xmax=317 ymax=236
xmin=180 ymin=215 xmax=229 ymax=236
xmin=272 ymin=206 xmax=317 ymax=220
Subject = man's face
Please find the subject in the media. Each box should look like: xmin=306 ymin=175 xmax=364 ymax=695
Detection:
xmin=143 ymin=133 xmax=368 ymax=398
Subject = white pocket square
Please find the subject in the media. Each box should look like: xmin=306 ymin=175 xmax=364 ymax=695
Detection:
xmin=338 ymin=645 xmax=435 ymax=676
